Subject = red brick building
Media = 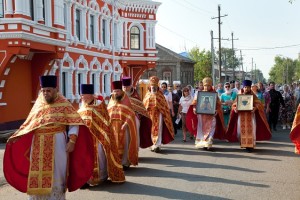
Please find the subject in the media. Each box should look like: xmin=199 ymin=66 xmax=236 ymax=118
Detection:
xmin=0 ymin=0 xmax=160 ymax=131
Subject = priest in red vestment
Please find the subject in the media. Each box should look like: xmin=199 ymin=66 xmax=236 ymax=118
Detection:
xmin=78 ymin=84 xmax=125 ymax=187
xmin=122 ymin=77 xmax=152 ymax=149
xmin=290 ymin=104 xmax=300 ymax=154
xmin=107 ymin=81 xmax=138 ymax=169
xmin=143 ymin=76 xmax=174 ymax=152
xmin=226 ymin=80 xmax=271 ymax=152
xmin=3 ymin=75 xmax=94 ymax=199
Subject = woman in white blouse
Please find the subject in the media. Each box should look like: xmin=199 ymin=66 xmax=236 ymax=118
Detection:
xmin=178 ymin=87 xmax=193 ymax=142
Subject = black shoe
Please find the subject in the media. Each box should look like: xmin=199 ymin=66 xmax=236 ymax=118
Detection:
xmin=123 ymin=165 xmax=130 ymax=170
xmin=246 ymin=148 xmax=253 ymax=153
xmin=154 ymin=147 xmax=161 ymax=153
xmin=182 ymin=139 xmax=186 ymax=142
xmin=80 ymin=183 xmax=90 ymax=189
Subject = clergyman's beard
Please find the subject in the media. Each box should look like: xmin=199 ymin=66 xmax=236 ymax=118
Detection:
xmin=115 ymin=95 xmax=123 ymax=101
xmin=125 ymin=91 xmax=131 ymax=96
xmin=45 ymin=96 xmax=55 ymax=104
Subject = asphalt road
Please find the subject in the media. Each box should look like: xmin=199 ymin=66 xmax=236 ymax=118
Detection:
xmin=0 ymin=128 xmax=300 ymax=200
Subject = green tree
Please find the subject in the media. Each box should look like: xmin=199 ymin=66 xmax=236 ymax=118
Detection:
xmin=217 ymin=47 xmax=240 ymax=81
xmin=188 ymin=47 xmax=212 ymax=83
xmin=269 ymin=56 xmax=297 ymax=84
xmin=248 ymin=69 xmax=265 ymax=83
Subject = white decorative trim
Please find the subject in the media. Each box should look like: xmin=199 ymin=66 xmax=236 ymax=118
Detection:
xmin=0 ymin=32 xmax=69 ymax=47
xmin=0 ymin=25 xmax=5 ymax=30
xmin=10 ymin=56 xmax=17 ymax=63
xmin=4 ymin=68 xmax=10 ymax=75
xmin=130 ymin=53 xmax=143 ymax=56
xmin=0 ymin=92 xmax=2 ymax=99
xmin=0 ymin=80 xmax=6 ymax=88
xmin=0 ymin=50 xmax=7 ymax=67
xmin=22 ymin=25 xmax=31 ymax=31
xmin=0 ymin=103 xmax=7 ymax=106
xmin=33 ymin=28 xmax=51 ymax=36
xmin=66 ymin=46 xmax=157 ymax=61
xmin=59 ymin=53 xmax=75 ymax=102
xmin=1 ymin=18 xmax=67 ymax=34
xmin=8 ymin=24 xmax=18 ymax=30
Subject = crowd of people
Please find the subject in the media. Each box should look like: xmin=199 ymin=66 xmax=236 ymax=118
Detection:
xmin=3 ymin=75 xmax=300 ymax=199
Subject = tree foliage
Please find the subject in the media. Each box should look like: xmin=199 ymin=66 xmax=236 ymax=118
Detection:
xmin=188 ymin=47 xmax=212 ymax=83
xmin=248 ymin=69 xmax=265 ymax=83
xmin=217 ymin=47 xmax=240 ymax=72
xmin=269 ymin=56 xmax=297 ymax=84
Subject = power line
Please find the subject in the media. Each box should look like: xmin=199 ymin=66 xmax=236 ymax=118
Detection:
xmin=157 ymin=24 xmax=199 ymax=45
xmin=238 ymin=43 xmax=300 ymax=51
xmin=182 ymin=0 xmax=215 ymax=14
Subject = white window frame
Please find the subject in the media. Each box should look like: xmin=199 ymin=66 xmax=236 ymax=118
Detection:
xmin=113 ymin=61 xmax=122 ymax=81
xmin=89 ymin=57 xmax=102 ymax=95
xmin=59 ymin=53 xmax=75 ymax=102
xmin=100 ymin=4 xmax=111 ymax=49
xmin=102 ymin=59 xmax=112 ymax=97
xmin=128 ymin=23 xmax=144 ymax=51
xmin=75 ymin=55 xmax=89 ymax=102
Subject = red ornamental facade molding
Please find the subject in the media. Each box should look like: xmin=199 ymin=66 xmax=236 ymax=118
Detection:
xmin=0 ymin=0 xmax=160 ymax=129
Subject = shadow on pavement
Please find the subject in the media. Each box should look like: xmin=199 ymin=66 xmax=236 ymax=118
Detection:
xmin=124 ymin=167 xmax=269 ymax=188
xmin=154 ymin=146 xmax=282 ymax=161
xmin=139 ymin=156 xmax=265 ymax=173
xmin=87 ymin=181 xmax=231 ymax=200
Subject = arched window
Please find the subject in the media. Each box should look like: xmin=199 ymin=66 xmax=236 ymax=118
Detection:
xmin=130 ymin=26 xmax=140 ymax=50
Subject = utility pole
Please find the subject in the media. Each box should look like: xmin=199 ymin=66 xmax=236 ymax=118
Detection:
xmin=286 ymin=61 xmax=289 ymax=84
xmin=251 ymin=58 xmax=253 ymax=80
xmin=212 ymin=5 xmax=227 ymax=82
xmin=231 ymin=32 xmax=238 ymax=80
xmin=254 ymin=63 xmax=257 ymax=83
xmin=240 ymin=50 xmax=244 ymax=80
xmin=211 ymin=30 xmax=215 ymax=86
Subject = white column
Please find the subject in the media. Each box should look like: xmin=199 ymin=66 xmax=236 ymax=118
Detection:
xmin=73 ymin=5 xmax=77 ymax=39
xmin=82 ymin=8 xmax=87 ymax=42
xmin=36 ymin=0 xmax=44 ymax=21
xmin=54 ymin=0 xmax=64 ymax=26
xmin=96 ymin=73 xmax=100 ymax=94
xmin=95 ymin=14 xmax=100 ymax=44
xmin=45 ymin=0 xmax=52 ymax=26
xmin=124 ymin=21 xmax=128 ymax=48
xmin=14 ymin=0 xmax=24 ymax=15
xmin=66 ymin=2 xmax=72 ymax=38
xmin=5 ymin=0 xmax=13 ymax=14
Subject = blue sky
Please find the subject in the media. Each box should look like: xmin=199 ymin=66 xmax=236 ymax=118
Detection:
xmin=155 ymin=0 xmax=300 ymax=79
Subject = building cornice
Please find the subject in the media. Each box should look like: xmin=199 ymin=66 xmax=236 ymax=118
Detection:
xmin=0 ymin=18 xmax=67 ymax=35
xmin=67 ymin=46 xmax=158 ymax=61
xmin=103 ymin=0 xmax=161 ymax=13
xmin=0 ymin=32 xmax=69 ymax=47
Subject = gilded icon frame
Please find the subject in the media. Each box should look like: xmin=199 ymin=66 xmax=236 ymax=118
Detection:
xmin=237 ymin=95 xmax=253 ymax=111
xmin=196 ymin=92 xmax=217 ymax=114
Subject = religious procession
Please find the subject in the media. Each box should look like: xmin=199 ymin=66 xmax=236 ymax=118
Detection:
xmin=2 ymin=74 xmax=300 ymax=199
